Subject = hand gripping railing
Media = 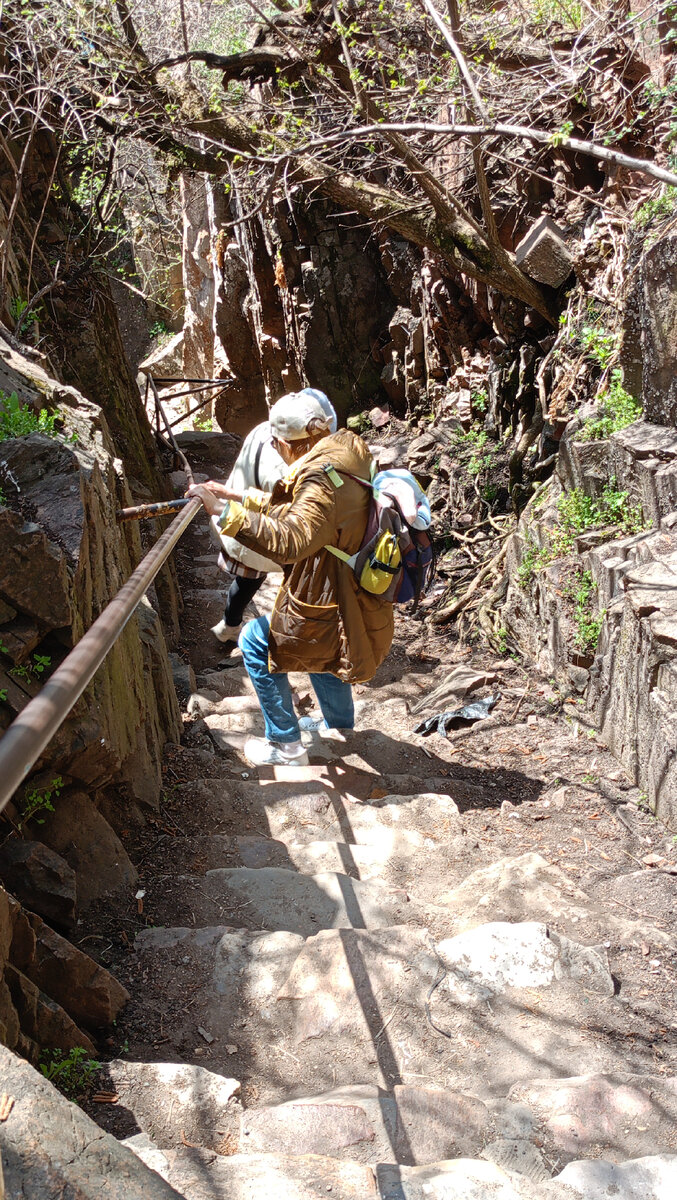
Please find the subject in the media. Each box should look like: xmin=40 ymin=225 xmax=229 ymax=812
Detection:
xmin=0 ymin=497 xmax=202 ymax=815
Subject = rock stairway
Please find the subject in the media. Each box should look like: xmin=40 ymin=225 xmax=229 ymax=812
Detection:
xmin=94 ymin=492 xmax=677 ymax=1198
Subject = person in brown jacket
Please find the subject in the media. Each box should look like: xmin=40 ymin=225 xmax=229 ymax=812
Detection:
xmin=187 ymin=393 xmax=394 ymax=766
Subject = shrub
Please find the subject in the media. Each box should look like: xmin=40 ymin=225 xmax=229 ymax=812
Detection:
xmin=578 ymin=370 xmax=643 ymax=441
xmin=518 ymin=483 xmax=646 ymax=588
xmin=18 ymin=775 xmax=63 ymax=830
xmin=567 ymin=569 xmax=605 ymax=653
xmin=0 ymin=391 xmax=59 ymax=440
xmin=633 ymin=186 xmax=677 ymax=230
xmin=40 ymin=1046 xmax=101 ymax=1100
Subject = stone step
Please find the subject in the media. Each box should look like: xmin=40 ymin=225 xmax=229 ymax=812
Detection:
xmin=376 ymin=1158 xmax=545 ymax=1198
xmin=148 ymin=830 xmax=467 ymax=905
xmin=437 ymin=850 xmax=673 ymax=948
xmin=128 ymin=1143 xmax=377 ymax=1199
xmin=238 ymin=1069 xmax=677 ymax=1171
xmin=170 ymin=776 xmax=463 ymax=844
xmin=99 ymin=1060 xmax=241 ymax=1151
xmin=132 ymin=919 xmax=675 ymax=1105
xmin=205 ymin=717 xmax=448 ymax=769
xmin=238 ymin=1082 xmax=500 ymax=1166
xmin=508 ymin=1071 xmax=677 ymax=1166
xmin=376 ymin=1154 xmax=677 ymax=1199
xmin=145 ymin=865 xmax=450 ymax=935
xmin=265 ymin=922 xmax=645 ymax=1098
xmin=123 ymin=1136 xmax=677 ymax=1199
xmin=255 ymin=761 xmax=499 ymax=810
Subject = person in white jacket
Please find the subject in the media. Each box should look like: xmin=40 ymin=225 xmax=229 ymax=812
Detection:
xmin=209 ymin=388 xmax=338 ymax=644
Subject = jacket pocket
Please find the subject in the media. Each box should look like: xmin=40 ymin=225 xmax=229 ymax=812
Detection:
xmin=285 ymin=591 xmax=339 ymax=622
xmin=271 ymin=590 xmax=340 ymax=671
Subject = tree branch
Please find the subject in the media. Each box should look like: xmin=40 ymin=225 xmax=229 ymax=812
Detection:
xmin=307 ymin=120 xmax=677 ymax=189
xmin=153 ymin=47 xmax=295 ymax=80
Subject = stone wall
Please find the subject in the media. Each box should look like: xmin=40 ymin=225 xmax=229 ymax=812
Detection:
xmin=504 ymin=393 xmax=677 ymax=828
xmin=502 ymin=225 xmax=677 ymax=825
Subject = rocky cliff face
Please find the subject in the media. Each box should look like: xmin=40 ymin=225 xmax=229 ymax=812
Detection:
xmin=179 ymin=177 xmax=486 ymax=428
xmin=0 ymin=336 xmax=181 ymax=814
xmin=503 ymin=229 xmax=677 ymax=827
xmin=0 ymin=338 xmax=183 ymax=1055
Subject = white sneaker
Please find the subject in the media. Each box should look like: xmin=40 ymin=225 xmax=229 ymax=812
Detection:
xmin=299 ymin=715 xmax=351 ymax=743
xmin=244 ymin=737 xmax=310 ymax=767
xmin=211 ymin=619 xmax=242 ymax=644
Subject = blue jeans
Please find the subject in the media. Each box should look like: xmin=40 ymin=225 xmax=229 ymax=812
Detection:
xmin=239 ymin=614 xmax=355 ymax=743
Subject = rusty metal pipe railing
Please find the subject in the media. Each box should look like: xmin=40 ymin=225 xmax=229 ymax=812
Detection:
xmin=146 ymin=374 xmax=195 ymax=488
xmin=166 ymin=387 xmax=228 ymax=429
xmin=0 ymin=497 xmax=202 ymax=815
xmin=117 ymin=497 xmax=192 ymax=523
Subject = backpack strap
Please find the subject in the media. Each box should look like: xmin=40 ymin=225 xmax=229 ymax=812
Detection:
xmin=321 ymin=463 xmax=375 ymax=491
xmin=325 ymin=544 xmax=357 ymax=567
xmin=321 ymin=464 xmax=370 ymax=568
xmin=254 ymin=440 xmax=264 ymax=490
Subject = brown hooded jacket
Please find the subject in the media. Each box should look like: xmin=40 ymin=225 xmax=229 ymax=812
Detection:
xmin=220 ymin=429 xmax=394 ymax=681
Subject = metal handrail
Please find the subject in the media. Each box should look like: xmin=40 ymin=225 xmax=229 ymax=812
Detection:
xmin=0 ymin=497 xmax=202 ymax=814
xmin=142 ymin=373 xmax=234 ymax=441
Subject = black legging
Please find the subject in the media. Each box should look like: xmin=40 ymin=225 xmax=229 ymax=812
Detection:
xmin=224 ymin=574 xmax=265 ymax=627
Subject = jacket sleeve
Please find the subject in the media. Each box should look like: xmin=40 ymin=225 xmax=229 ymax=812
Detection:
xmin=219 ymin=472 xmax=338 ymax=566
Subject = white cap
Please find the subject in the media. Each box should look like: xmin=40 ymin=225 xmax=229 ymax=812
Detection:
xmin=269 ymin=392 xmax=333 ymax=441
xmin=298 ymin=388 xmax=338 ymax=433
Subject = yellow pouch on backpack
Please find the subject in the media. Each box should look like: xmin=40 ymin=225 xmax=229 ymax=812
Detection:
xmin=359 ymin=531 xmax=401 ymax=595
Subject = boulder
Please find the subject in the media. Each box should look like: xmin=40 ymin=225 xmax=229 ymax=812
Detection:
xmin=174 ymin=429 xmax=240 ymax=464
xmin=0 ymin=505 xmax=71 ymax=627
xmin=0 ymin=838 xmax=77 ymax=929
xmin=4 ymin=964 xmax=96 ymax=1058
xmin=436 ymin=922 xmax=613 ymax=1005
xmin=20 ymin=912 xmax=129 ymax=1028
xmin=0 ymin=597 xmax=16 ymax=623
xmin=38 ymin=790 xmax=137 ymax=907
xmin=380 ymin=358 xmax=406 ymax=406
xmin=622 ymin=231 xmax=677 ymax=427
xmin=169 ymin=651 xmax=197 ymax=704
xmin=515 ymin=215 xmax=573 ymax=287
xmin=139 ymin=330 xmax=185 ymax=379
xmin=213 ymin=380 xmax=268 ymax=435
xmin=555 ymin=1153 xmax=677 ymax=1199
xmin=0 ymin=1044 xmax=183 ymax=1199
xmin=213 ymin=242 xmax=260 ymax=379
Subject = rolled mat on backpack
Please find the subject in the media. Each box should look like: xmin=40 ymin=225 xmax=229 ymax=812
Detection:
xmin=324 ymin=465 xmax=434 ymax=608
